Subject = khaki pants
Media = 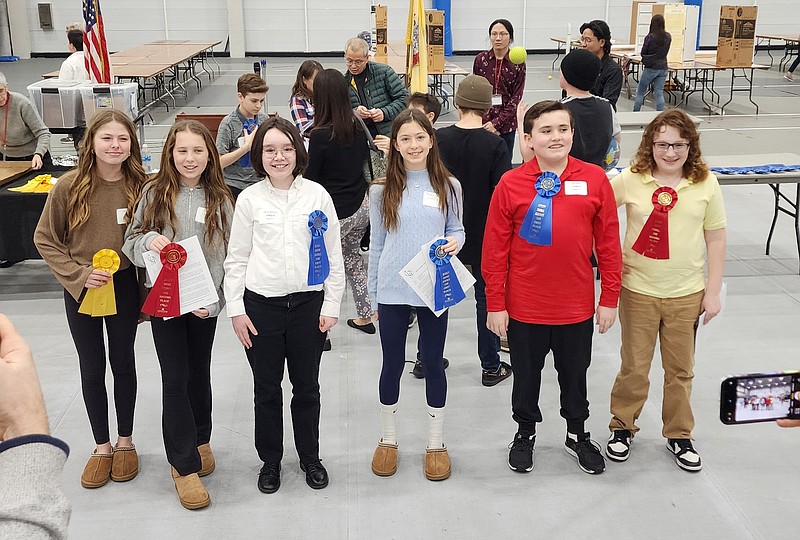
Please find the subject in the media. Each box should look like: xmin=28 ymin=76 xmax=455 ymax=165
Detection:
xmin=609 ymin=288 xmax=704 ymax=439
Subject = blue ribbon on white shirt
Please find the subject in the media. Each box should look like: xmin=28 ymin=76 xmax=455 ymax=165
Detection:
xmin=307 ymin=210 xmax=330 ymax=286
xmin=239 ymin=119 xmax=260 ymax=168
xmin=428 ymin=239 xmax=466 ymax=311
xmin=519 ymin=172 xmax=562 ymax=246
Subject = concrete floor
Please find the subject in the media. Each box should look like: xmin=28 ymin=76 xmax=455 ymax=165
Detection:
xmin=1 ymin=50 xmax=800 ymax=539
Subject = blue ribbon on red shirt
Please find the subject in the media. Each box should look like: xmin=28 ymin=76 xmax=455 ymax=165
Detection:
xmin=307 ymin=210 xmax=330 ymax=286
xmin=519 ymin=172 xmax=562 ymax=246
xmin=428 ymin=239 xmax=466 ymax=311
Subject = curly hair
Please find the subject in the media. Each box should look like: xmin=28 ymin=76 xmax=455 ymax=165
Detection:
xmin=630 ymin=109 xmax=709 ymax=182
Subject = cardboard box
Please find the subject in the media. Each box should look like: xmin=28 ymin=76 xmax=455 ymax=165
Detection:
xmin=425 ymin=9 xmax=444 ymax=72
xmin=717 ymin=5 xmax=757 ymax=67
xmin=375 ymin=5 xmax=388 ymax=55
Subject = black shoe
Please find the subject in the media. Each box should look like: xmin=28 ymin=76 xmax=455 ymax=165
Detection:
xmin=411 ymin=357 xmax=449 ymax=378
xmin=347 ymin=319 xmax=376 ymax=334
xmin=258 ymin=462 xmax=281 ymax=494
xmin=300 ymin=460 xmax=329 ymax=489
xmin=565 ymin=432 xmax=606 ymax=474
xmin=0 ymin=259 xmax=21 ymax=268
xmin=482 ymin=361 xmax=512 ymax=387
xmin=606 ymin=429 xmax=632 ymax=462
xmin=407 ymin=310 xmax=417 ymax=328
xmin=666 ymin=438 xmax=702 ymax=472
xmin=508 ymin=433 xmax=535 ymax=472
xmin=322 ymin=338 xmax=332 ymax=352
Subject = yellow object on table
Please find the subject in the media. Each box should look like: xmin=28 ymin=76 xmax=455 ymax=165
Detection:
xmin=8 ymin=174 xmax=59 ymax=193
xmin=78 ymin=250 xmax=121 ymax=317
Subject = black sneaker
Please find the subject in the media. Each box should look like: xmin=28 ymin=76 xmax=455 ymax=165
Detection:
xmin=565 ymin=432 xmax=606 ymax=474
xmin=666 ymin=438 xmax=702 ymax=472
xmin=508 ymin=433 xmax=535 ymax=472
xmin=606 ymin=429 xmax=632 ymax=462
xmin=411 ymin=357 xmax=450 ymax=378
xmin=482 ymin=361 xmax=512 ymax=387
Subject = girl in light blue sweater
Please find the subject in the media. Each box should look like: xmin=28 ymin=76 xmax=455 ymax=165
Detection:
xmin=368 ymin=108 xmax=464 ymax=481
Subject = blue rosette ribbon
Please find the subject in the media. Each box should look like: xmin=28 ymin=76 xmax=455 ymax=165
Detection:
xmin=307 ymin=210 xmax=330 ymax=286
xmin=519 ymin=172 xmax=562 ymax=246
xmin=239 ymin=118 xmax=260 ymax=168
xmin=428 ymin=239 xmax=466 ymax=311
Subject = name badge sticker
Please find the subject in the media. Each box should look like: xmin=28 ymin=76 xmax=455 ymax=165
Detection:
xmin=423 ymin=191 xmax=440 ymax=208
xmin=195 ymin=207 xmax=207 ymax=223
xmin=491 ymin=94 xmax=503 ymax=106
xmin=259 ymin=210 xmax=281 ymax=224
xmin=564 ymin=181 xmax=588 ymax=196
xmin=237 ymin=136 xmax=246 ymax=148
xmin=116 ymin=208 xmax=127 ymax=225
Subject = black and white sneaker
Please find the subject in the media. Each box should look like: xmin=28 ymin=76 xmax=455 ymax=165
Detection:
xmin=606 ymin=430 xmax=632 ymax=462
xmin=507 ymin=433 xmax=535 ymax=473
xmin=565 ymin=432 xmax=606 ymax=474
xmin=667 ymin=438 xmax=702 ymax=472
xmin=408 ymin=309 xmax=417 ymax=328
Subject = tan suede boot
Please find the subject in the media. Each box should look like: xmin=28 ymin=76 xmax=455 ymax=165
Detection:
xmin=81 ymin=451 xmax=113 ymax=488
xmin=424 ymin=446 xmax=451 ymax=481
xmin=171 ymin=467 xmax=211 ymax=510
xmin=198 ymin=443 xmax=215 ymax=477
xmin=111 ymin=445 xmax=139 ymax=482
xmin=371 ymin=441 xmax=398 ymax=477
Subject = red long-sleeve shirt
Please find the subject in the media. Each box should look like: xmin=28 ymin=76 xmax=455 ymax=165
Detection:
xmin=482 ymin=157 xmax=622 ymax=325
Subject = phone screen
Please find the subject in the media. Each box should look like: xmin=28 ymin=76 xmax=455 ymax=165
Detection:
xmin=722 ymin=372 xmax=800 ymax=424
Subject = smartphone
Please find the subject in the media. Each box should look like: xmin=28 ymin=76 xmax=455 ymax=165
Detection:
xmin=720 ymin=371 xmax=800 ymax=424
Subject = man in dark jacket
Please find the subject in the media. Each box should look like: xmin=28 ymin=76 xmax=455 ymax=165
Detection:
xmin=343 ymin=37 xmax=409 ymax=137
xmin=580 ymin=20 xmax=623 ymax=111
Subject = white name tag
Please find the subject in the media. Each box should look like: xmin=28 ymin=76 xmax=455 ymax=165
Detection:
xmin=491 ymin=94 xmax=502 ymax=106
xmin=116 ymin=208 xmax=127 ymax=225
xmin=564 ymin=181 xmax=588 ymax=196
xmin=259 ymin=209 xmax=281 ymax=224
xmin=423 ymin=191 xmax=439 ymax=208
xmin=195 ymin=207 xmax=206 ymax=223
xmin=237 ymin=136 xmax=246 ymax=148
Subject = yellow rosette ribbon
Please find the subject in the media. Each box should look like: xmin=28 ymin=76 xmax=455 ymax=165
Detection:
xmin=78 ymin=249 xmax=121 ymax=317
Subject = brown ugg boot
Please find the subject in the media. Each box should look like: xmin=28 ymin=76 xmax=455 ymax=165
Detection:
xmin=81 ymin=451 xmax=113 ymax=488
xmin=111 ymin=445 xmax=139 ymax=482
xmin=424 ymin=446 xmax=451 ymax=481
xmin=371 ymin=440 xmax=398 ymax=477
xmin=198 ymin=443 xmax=215 ymax=477
xmin=171 ymin=467 xmax=211 ymax=510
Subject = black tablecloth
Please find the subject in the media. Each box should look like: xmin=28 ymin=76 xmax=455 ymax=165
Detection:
xmin=0 ymin=166 xmax=72 ymax=261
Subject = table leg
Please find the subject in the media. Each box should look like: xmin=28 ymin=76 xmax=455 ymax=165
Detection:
xmin=552 ymin=43 xmax=562 ymax=71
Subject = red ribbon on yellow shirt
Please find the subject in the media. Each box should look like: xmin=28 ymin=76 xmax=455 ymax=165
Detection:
xmin=141 ymin=243 xmax=187 ymax=318
xmin=78 ymin=250 xmax=120 ymax=317
xmin=632 ymin=186 xmax=678 ymax=259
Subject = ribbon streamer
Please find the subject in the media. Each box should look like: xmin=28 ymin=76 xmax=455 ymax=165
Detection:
xmin=519 ymin=172 xmax=562 ymax=246
xmin=142 ymin=243 xmax=187 ymax=317
xmin=239 ymin=119 xmax=260 ymax=168
xmin=307 ymin=210 xmax=331 ymax=286
xmin=428 ymin=239 xmax=466 ymax=311
xmin=632 ymin=186 xmax=678 ymax=259
xmin=78 ymin=249 xmax=120 ymax=317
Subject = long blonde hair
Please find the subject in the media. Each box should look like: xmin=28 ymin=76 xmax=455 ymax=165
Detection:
xmin=138 ymin=120 xmax=233 ymax=247
xmin=66 ymin=110 xmax=147 ymax=230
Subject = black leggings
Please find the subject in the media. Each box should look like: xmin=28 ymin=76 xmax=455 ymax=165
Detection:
xmin=63 ymin=265 xmax=140 ymax=445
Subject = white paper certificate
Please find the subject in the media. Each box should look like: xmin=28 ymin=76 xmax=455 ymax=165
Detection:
xmin=398 ymin=237 xmax=476 ymax=317
xmin=142 ymin=235 xmax=219 ymax=316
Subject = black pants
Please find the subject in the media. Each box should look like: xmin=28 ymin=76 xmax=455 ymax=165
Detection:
xmin=508 ymin=317 xmax=594 ymax=436
xmin=63 ymin=265 xmax=139 ymax=445
xmin=243 ymin=289 xmax=326 ymax=465
xmin=150 ymin=313 xmax=217 ymax=475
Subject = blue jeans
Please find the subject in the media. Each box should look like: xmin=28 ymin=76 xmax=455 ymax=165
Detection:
xmin=473 ymin=269 xmax=501 ymax=372
xmin=633 ymin=68 xmax=669 ymax=111
xmin=500 ymin=130 xmax=516 ymax=158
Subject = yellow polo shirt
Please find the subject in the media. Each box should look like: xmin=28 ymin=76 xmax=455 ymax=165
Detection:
xmin=611 ymin=167 xmax=726 ymax=298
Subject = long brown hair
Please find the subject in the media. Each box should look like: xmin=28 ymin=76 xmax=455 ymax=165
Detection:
xmin=67 ymin=109 xmax=147 ymax=230
xmin=630 ymin=108 xmax=709 ymax=182
xmin=290 ymin=60 xmax=322 ymax=100
xmin=139 ymin=120 xmax=233 ymax=247
xmin=377 ymin=108 xmax=457 ymax=231
xmin=312 ymin=68 xmax=362 ymax=145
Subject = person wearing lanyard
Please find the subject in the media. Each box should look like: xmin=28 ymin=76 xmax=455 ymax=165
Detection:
xmin=472 ymin=19 xmax=526 ymax=157
xmin=0 ymin=71 xmax=52 ymax=170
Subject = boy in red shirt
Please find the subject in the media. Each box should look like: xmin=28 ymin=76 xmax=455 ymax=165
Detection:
xmin=482 ymin=100 xmax=622 ymax=474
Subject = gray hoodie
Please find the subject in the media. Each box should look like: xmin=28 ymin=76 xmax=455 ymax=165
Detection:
xmin=123 ymin=182 xmax=232 ymax=317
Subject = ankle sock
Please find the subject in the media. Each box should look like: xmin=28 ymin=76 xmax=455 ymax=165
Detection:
xmin=427 ymin=405 xmax=445 ymax=449
xmin=380 ymin=402 xmax=399 ymax=444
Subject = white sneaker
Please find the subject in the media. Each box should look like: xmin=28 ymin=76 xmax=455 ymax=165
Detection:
xmin=606 ymin=430 xmax=632 ymax=462
xmin=784 ymin=71 xmax=794 ymax=81
xmin=666 ymin=438 xmax=702 ymax=472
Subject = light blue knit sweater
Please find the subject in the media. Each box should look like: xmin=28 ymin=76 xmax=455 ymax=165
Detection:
xmin=368 ymin=169 xmax=465 ymax=307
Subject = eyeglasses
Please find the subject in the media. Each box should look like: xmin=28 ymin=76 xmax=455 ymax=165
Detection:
xmin=263 ymin=147 xmax=296 ymax=159
xmin=580 ymin=36 xmax=597 ymax=43
xmin=490 ymin=32 xmax=509 ymax=38
xmin=345 ymin=58 xmax=367 ymax=66
xmin=653 ymin=142 xmax=690 ymax=152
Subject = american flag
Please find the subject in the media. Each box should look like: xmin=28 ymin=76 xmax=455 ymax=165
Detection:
xmin=83 ymin=0 xmax=111 ymax=83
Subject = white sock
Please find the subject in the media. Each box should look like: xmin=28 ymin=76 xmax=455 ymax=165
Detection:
xmin=380 ymin=402 xmax=399 ymax=444
xmin=427 ymin=405 xmax=445 ymax=449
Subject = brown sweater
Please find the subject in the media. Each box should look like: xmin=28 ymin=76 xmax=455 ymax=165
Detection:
xmin=34 ymin=171 xmax=132 ymax=301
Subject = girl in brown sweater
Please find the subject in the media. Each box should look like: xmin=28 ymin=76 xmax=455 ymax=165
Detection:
xmin=34 ymin=109 xmax=147 ymax=490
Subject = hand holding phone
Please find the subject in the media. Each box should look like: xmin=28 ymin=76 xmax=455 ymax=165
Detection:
xmin=720 ymin=371 xmax=800 ymax=424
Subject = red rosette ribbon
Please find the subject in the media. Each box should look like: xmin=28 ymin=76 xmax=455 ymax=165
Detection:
xmin=631 ymin=186 xmax=678 ymax=260
xmin=142 ymin=243 xmax=187 ymax=317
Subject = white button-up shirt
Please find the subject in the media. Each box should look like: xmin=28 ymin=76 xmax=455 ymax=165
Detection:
xmin=224 ymin=175 xmax=345 ymax=319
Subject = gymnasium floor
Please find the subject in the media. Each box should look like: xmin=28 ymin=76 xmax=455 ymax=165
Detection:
xmin=1 ymin=50 xmax=799 ymax=539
